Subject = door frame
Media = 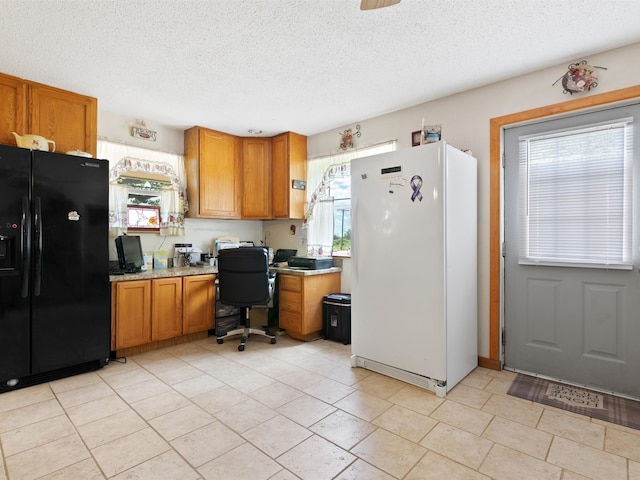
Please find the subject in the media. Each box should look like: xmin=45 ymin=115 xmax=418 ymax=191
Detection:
xmin=485 ymin=84 xmax=640 ymax=370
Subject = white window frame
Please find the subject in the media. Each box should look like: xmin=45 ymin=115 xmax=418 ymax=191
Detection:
xmin=305 ymin=140 xmax=396 ymax=256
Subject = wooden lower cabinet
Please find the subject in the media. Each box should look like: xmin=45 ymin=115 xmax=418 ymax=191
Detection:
xmin=113 ymin=280 xmax=152 ymax=349
xmin=278 ymin=272 xmax=341 ymax=341
xmin=183 ymin=274 xmax=215 ymax=334
xmin=151 ymin=277 xmax=183 ymax=341
xmin=112 ymin=274 xmax=215 ymax=352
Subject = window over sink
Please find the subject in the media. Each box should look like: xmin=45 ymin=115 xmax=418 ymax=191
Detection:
xmin=119 ymin=176 xmax=172 ymax=232
xmin=99 ymin=139 xmax=188 ymax=238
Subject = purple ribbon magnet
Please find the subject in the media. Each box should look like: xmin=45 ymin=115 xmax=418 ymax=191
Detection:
xmin=410 ymin=175 xmax=423 ymax=202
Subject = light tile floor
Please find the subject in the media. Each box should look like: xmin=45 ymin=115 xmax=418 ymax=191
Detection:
xmin=0 ymin=335 xmax=639 ymax=479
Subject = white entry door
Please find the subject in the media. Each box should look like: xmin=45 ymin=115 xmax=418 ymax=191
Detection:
xmin=503 ymin=102 xmax=640 ymax=398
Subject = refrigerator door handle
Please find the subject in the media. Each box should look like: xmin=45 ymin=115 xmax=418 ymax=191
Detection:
xmin=21 ymin=196 xmax=30 ymax=298
xmin=34 ymin=196 xmax=43 ymax=296
xmin=352 ymin=199 xmax=358 ymax=282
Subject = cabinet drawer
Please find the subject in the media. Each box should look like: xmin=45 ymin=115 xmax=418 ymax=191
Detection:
xmin=279 ymin=310 xmax=302 ymax=332
xmin=280 ymin=275 xmax=302 ymax=292
xmin=280 ymin=290 xmax=302 ymax=313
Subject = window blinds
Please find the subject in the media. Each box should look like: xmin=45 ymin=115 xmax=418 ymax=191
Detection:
xmin=518 ymin=118 xmax=633 ymax=269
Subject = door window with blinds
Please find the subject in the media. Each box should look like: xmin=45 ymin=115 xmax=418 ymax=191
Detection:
xmin=518 ymin=117 xmax=634 ymax=268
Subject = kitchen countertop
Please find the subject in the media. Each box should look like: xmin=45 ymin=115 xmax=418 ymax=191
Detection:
xmin=109 ymin=266 xmax=217 ymax=282
xmin=269 ymin=266 xmax=342 ymax=276
xmin=110 ymin=265 xmax=342 ymax=282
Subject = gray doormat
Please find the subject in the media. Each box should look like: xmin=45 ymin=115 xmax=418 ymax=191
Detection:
xmin=507 ymin=373 xmax=640 ymax=430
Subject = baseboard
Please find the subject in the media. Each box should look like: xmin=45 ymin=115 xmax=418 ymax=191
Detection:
xmin=113 ymin=331 xmax=209 ymax=358
xmin=478 ymin=356 xmax=500 ymax=370
xmin=351 ymin=354 xmax=447 ymax=397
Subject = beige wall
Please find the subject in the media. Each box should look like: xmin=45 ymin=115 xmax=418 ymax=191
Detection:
xmin=307 ymin=42 xmax=640 ymax=358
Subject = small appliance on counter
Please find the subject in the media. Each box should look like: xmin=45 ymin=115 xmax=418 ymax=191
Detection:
xmin=213 ymin=237 xmax=241 ymax=257
xmin=173 ymin=243 xmax=202 ymax=267
xmin=213 ymin=237 xmax=256 ymax=258
xmin=287 ymin=256 xmax=334 ymax=270
xmin=270 ymin=249 xmax=297 ymax=267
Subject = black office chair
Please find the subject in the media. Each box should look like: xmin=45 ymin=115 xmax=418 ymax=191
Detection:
xmin=216 ymin=247 xmax=276 ymax=351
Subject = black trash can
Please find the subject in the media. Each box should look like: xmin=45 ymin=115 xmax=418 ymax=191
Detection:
xmin=323 ymin=293 xmax=351 ymax=345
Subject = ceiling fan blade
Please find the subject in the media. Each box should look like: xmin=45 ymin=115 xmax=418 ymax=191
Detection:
xmin=360 ymin=0 xmax=401 ymax=10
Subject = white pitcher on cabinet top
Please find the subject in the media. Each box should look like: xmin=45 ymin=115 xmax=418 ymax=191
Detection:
xmin=11 ymin=132 xmax=56 ymax=152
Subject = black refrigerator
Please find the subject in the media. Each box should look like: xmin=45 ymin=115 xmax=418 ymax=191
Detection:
xmin=0 ymin=144 xmax=110 ymax=391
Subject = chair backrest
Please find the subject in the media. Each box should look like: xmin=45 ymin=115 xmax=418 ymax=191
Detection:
xmin=217 ymin=247 xmax=270 ymax=307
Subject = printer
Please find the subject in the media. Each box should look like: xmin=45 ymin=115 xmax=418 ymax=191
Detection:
xmin=287 ymin=256 xmax=334 ymax=270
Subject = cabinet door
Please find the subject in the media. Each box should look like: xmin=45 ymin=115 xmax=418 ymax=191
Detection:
xmin=28 ymin=83 xmax=97 ymax=157
xmin=0 ymin=73 xmax=27 ymax=146
xmin=280 ymin=290 xmax=302 ymax=314
xmin=183 ymin=274 xmax=215 ymax=334
xmin=279 ymin=310 xmax=302 ymax=332
xmin=242 ymin=137 xmax=271 ymax=218
xmin=115 ymin=280 xmax=151 ymax=349
xmin=272 ymin=132 xmax=307 ymax=219
xmin=301 ymin=272 xmax=341 ymax=335
xmin=185 ymin=127 xmax=241 ymax=219
xmin=151 ymin=277 xmax=183 ymax=341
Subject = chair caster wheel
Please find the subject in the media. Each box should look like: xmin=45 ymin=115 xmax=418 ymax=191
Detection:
xmin=238 ymin=344 xmax=245 ymax=351
xmin=270 ymin=338 xmax=276 ymax=344
xmin=217 ymin=339 xmax=223 ymax=344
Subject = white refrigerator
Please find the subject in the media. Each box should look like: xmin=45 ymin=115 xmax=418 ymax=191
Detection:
xmin=350 ymin=141 xmax=477 ymax=397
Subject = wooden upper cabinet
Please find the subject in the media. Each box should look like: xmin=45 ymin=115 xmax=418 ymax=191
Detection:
xmin=242 ymin=137 xmax=272 ymax=219
xmin=0 ymin=74 xmax=27 ymax=146
xmin=272 ymin=132 xmax=307 ymax=219
xmin=184 ymin=127 xmax=307 ymax=220
xmin=28 ymin=82 xmax=97 ymax=157
xmin=185 ymin=126 xmax=241 ymax=219
xmin=0 ymin=72 xmax=97 ymax=157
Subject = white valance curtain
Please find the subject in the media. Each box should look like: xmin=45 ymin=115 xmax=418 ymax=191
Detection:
xmin=160 ymin=186 xmax=185 ymax=236
xmin=108 ymin=183 xmax=128 ymax=238
xmin=98 ymin=140 xmax=188 ymax=237
xmin=304 ymin=141 xmax=397 ymax=256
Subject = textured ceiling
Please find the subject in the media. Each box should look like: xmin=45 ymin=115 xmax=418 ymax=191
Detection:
xmin=1 ymin=0 xmax=640 ymax=137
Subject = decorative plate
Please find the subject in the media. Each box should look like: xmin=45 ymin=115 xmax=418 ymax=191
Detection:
xmin=554 ymin=60 xmax=607 ymax=95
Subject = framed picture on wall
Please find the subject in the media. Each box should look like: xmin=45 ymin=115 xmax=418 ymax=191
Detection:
xmin=411 ymin=130 xmax=421 ymax=147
